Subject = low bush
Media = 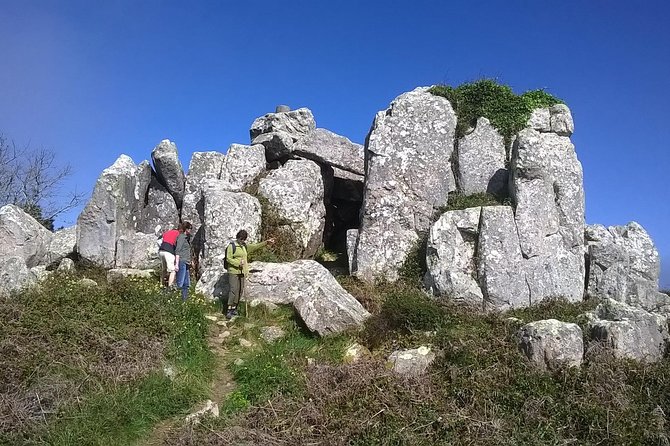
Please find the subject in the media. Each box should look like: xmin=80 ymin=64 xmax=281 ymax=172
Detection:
xmin=440 ymin=191 xmax=504 ymax=212
xmin=429 ymin=79 xmax=562 ymax=145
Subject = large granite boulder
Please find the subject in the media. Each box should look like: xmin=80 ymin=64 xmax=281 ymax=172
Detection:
xmin=456 ymin=117 xmax=507 ymax=196
xmin=252 ymin=132 xmax=294 ymax=162
xmin=258 ymin=159 xmax=326 ymax=257
xmin=115 ymin=232 xmax=160 ymax=269
xmin=245 ymin=260 xmax=370 ymax=335
xmin=202 ymin=180 xmax=262 ymax=262
xmin=511 ymin=120 xmax=585 ymax=303
xmin=517 ymin=319 xmax=583 ymax=371
xmin=0 ymin=256 xmax=34 ymax=296
xmin=585 ymin=222 xmax=670 ymax=313
xmin=77 ymin=155 xmax=143 ymax=268
xmin=219 ymin=143 xmax=266 ymax=191
xmin=477 ymin=206 xmax=530 ymax=310
xmin=354 ymin=87 xmax=457 ymax=282
xmin=527 ymin=104 xmax=574 ymax=137
xmin=0 ymin=204 xmax=53 ymax=267
xmin=424 ymin=207 xmax=482 ymax=306
xmin=585 ymin=299 xmax=669 ymax=362
xmin=250 ymin=108 xmax=316 ymax=142
xmin=291 ymin=128 xmax=364 ymax=177
xmin=47 ymin=225 xmax=77 ymax=265
xmin=151 ymin=139 xmax=186 ymax=208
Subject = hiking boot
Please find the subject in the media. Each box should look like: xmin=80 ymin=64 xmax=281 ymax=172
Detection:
xmin=225 ymin=310 xmax=235 ymax=320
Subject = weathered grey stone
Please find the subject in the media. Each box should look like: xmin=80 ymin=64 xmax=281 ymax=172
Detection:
xmin=138 ymin=176 xmax=179 ymax=236
xmin=251 ymin=131 xmax=294 ymax=162
xmin=202 ymin=181 xmax=262 ymax=262
xmin=424 ymin=207 xmax=482 ymax=306
xmin=478 ymin=206 xmax=530 ymax=311
xmin=106 ymin=268 xmax=155 ymax=282
xmin=586 ymin=299 xmax=669 ymax=362
xmin=260 ymin=326 xmax=286 ymax=343
xmin=195 ymin=264 xmax=229 ymax=301
xmin=151 ymin=139 xmax=186 ymax=208
xmin=527 ymin=108 xmax=551 ymax=132
xmin=0 ymin=204 xmax=53 ymax=268
xmin=511 ymin=128 xmax=585 ymax=302
xmin=245 ymin=260 xmax=370 ymax=335
xmin=0 ymin=256 xmax=34 ymax=296
xmin=78 ymin=278 xmax=98 ymax=288
xmin=585 ymin=222 xmax=669 ymax=313
xmin=355 ymin=87 xmax=457 ymax=282
xmin=47 ymin=225 xmax=77 ymax=266
xmin=292 ymin=128 xmax=364 ymax=176
xmin=185 ymin=400 xmax=219 ymax=424
xmin=57 ymin=258 xmax=75 ymax=272
xmin=517 ymin=319 xmax=583 ymax=370
xmin=549 ymin=104 xmax=574 ymax=136
xmin=456 ymin=117 xmax=507 ymax=196
xmin=343 ymin=343 xmax=371 ymax=364
xmin=346 ymin=229 xmax=358 ymax=274
xmin=115 ymin=232 xmax=160 ymax=269
xmin=77 ymin=155 xmax=142 ymax=268
xmin=29 ymin=265 xmax=51 ymax=282
xmin=219 ymin=143 xmax=266 ymax=191
xmin=250 ymin=107 xmax=316 ymax=142
xmin=387 ymin=346 xmax=436 ymax=377
xmin=258 ymin=160 xmax=325 ymax=257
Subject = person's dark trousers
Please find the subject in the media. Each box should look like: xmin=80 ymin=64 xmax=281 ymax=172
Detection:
xmin=227 ymin=274 xmax=245 ymax=314
xmin=176 ymin=260 xmax=190 ymax=301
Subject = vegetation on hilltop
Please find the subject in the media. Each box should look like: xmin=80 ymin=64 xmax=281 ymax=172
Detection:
xmin=429 ymin=79 xmax=563 ymax=145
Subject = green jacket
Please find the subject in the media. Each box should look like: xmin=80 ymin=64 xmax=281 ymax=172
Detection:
xmin=225 ymin=241 xmax=266 ymax=276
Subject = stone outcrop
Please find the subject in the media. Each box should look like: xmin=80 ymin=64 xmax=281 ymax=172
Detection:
xmin=456 ymin=117 xmax=507 ymax=196
xmin=585 ymin=222 xmax=670 ymax=314
xmin=517 ymin=319 xmax=583 ymax=370
xmin=151 ymin=139 xmax=186 ymax=208
xmin=292 ymin=128 xmax=364 ymax=177
xmin=77 ymin=155 xmax=143 ymax=268
xmin=258 ymin=160 xmax=326 ymax=257
xmin=511 ymin=120 xmax=585 ymax=303
xmin=354 ymin=87 xmax=457 ymax=282
xmin=585 ymin=299 xmax=669 ymax=362
xmin=0 ymin=256 xmax=34 ymax=296
xmin=219 ymin=143 xmax=266 ymax=192
xmin=0 ymin=204 xmax=53 ymax=268
xmin=250 ymin=108 xmax=316 ymax=142
xmin=527 ymin=104 xmax=574 ymax=136
xmin=138 ymin=175 xmax=179 ymax=235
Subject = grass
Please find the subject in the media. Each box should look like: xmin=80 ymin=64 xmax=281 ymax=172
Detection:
xmin=429 ymin=79 xmax=562 ymax=146
xmin=0 ymin=269 xmax=213 ymax=445
xmin=440 ymin=191 xmax=506 ymax=213
xmin=168 ymin=282 xmax=670 ymax=446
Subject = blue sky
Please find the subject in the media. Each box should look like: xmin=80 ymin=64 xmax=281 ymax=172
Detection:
xmin=1 ymin=1 xmax=668 ymax=287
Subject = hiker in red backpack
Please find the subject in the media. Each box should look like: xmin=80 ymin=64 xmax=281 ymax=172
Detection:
xmin=159 ymin=226 xmax=180 ymax=291
xmin=224 ymin=229 xmax=274 ymax=319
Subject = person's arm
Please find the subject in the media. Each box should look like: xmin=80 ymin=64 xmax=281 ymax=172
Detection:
xmin=175 ymin=234 xmax=185 ymax=271
xmin=245 ymin=240 xmax=268 ymax=255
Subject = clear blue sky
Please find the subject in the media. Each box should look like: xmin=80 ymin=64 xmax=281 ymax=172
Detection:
xmin=1 ymin=1 xmax=668 ymax=287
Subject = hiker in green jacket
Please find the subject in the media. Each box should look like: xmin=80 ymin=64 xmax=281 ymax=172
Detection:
xmin=225 ymin=229 xmax=274 ymax=319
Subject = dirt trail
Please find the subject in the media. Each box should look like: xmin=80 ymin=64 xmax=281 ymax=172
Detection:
xmin=138 ymin=313 xmax=237 ymax=446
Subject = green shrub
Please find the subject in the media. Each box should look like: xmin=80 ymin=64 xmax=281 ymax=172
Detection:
xmin=429 ymin=79 xmax=562 ymax=145
xmin=255 ymin=195 xmax=302 ymax=262
xmin=398 ymin=232 xmax=429 ymax=284
xmin=440 ymin=192 xmax=504 ymax=212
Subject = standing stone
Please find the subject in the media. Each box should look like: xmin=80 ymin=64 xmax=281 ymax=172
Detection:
xmin=77 ymin=155 xmax=141 ymax=268
xmin=511 ymin=125 xmax=585 ymax=303
xmin=292 ymin=128 xmax=365 ymax=176
xmin=424 ymin=207 xmax=482 ymax=307
xmin=478 ymin=206 xmax=530 ymax=311
xmin=151 ymin=139 xmax=186 ymax=208
xmin=219 ymin=143 xmax=266 ymax=191
xmin=47 ymin=225 xmax=77 ymax=265
xmin=115 ymin=232 xmax=160 ymax=269
xmin=456 ymin=117 xmax=507 ymax=196
xmin=202 ymin=180 xmax=262 ymax=262
xmin=346 ymin=229 xmax=358 ymax=274
xmin=586 ymin=222 xmax=670 ymax=313
xmin=549 ymin=104 xmax=574 ymax=136
xmin=251 ymin=132 xmax=294 ymax=162
xmin=258 ymin=160 xmax=326 ymax=257
xmin=0 ymin=204 xmax=53 ymax=267
xmin=355 ymin=87 xmax=457 ymax=282
xmin=182 ymin=151 xmax=226 ymax=235
xmin=517 ymin=319 xmax=583 ymax=370
xmin=0 ymin=256 xmax=34 ymax=296
xmin=138 ymin=176 xmax=179 ymax=235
